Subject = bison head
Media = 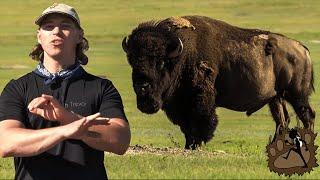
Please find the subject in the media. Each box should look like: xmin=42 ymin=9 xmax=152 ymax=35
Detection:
xmin=122 ymin=26 xmax=183 ymax=114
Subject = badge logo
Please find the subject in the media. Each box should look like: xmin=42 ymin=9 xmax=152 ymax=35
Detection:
xmin=266 ymin=125 xmax=318 ymax=176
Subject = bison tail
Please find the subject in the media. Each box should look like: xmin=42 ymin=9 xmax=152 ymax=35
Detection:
xmin=305 ymin=47 xmax=315 ymax=93
xmin=308 ymin=48 xmax=315 ymax=93
xmin=311 ymin=66 xmax=315 ymax=93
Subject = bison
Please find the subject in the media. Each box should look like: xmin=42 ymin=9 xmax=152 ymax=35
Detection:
xmin=122 ymin=16 xmax=315 ymax=149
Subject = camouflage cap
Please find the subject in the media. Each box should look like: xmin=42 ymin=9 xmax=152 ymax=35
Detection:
xmin=35 ymin=3 xmax=81 ymax=29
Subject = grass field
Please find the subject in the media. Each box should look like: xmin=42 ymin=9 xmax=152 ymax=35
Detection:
xmin=0 ymin=0 xmax=320 ymax=179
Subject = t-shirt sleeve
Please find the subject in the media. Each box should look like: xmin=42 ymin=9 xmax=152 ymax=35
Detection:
xmin=99 ymin=80 xmax=128 ymax=122
xmin=0 ymin=80 xmax=27 ymax=124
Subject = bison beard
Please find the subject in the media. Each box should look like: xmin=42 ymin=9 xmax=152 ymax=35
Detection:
xmin=122 ymin=16 xmax=315 ymax=149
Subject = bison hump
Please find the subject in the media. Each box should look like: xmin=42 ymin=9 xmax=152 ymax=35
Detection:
xmin=157 ymin=16 xmax=196 ymax=31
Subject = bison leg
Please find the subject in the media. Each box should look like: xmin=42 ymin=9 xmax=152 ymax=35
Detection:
xmin=284 ymin=89 xmax=315 ymax=130
xmin=164 ymin=104 xmax=206 ymax=150
xmin=184 ymin=135 xmax=194 ymax=149
xmin=281 ymin=100 xmax=291 ymax=126
xmin=178 ymin=121 xmax=203 ymax=150
xmin=181 ymin=117 xmax=217 ymax=150
xmin=183 ymin=115 xmax=218 ymax=150
xmin=184 ymin=134 xmax=201 ymax=150
xmin=269 ymin=96 xmax=290 ymax=137
xmin=178 ymin=101 xmax=218 ymax=150
xmin=185 ymin=102 xmax=218 ymax=150
xmin=289 ymin=99 xmax=315 ymax=130
xmin=179 ymin=124 xmax=196 ymax=149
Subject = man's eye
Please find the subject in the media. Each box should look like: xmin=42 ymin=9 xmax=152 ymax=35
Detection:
xmin=61 ymin=23 xmax=73 ymax=29
xmin=42 ymin=24 xmax=55 ymax=31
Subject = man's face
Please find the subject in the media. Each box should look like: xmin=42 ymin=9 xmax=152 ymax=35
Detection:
xmin=37 ymin=14 xmax=83 ymax=59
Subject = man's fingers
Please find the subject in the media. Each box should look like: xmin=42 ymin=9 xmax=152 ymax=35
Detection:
xmin=86 ymin=114 xmax=111 ymax=123
xmin=93 ymin=118 xmax=110 ymax=124
xmin=42 ymin=94 xmax=62 ymax=107
xmin=88 ymin=119 xmax=110 ymax=126
xmin=30 ymin=107 xmax=50 ymax=119
xmin=28 ymin=95 xmax=63 ymax=111
xmin=28 ymin=98 xmax=47 ymax=111
xmin=27 ymin=97 xmax=41 ymax=110
xmin=86 ymin=113 xmax=101 ymax=121
xmin=42 ymin=94 xmax=59 ymax=103
xmin=29 ymin=107 xmax=45 ymax=117
xmin=31 ymin=98 xmax=49 ymax=109
xmin=41 ymin=94 xmax=54 ymax=99
xmin=28 ymin=95 xmax=62 ymax=111
xmin=95 ymin=117 xmax=110 ymax=122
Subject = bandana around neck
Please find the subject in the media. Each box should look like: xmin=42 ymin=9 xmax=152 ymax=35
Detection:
xmin=33 ymin=62 xmax=84 ymax=85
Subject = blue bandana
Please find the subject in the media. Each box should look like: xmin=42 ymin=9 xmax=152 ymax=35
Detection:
xmin=33 ymin=62 xmax=84 ymax=85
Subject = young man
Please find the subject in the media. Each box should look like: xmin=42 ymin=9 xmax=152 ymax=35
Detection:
xmin=0 ymin=3 xmax=130 ymax=180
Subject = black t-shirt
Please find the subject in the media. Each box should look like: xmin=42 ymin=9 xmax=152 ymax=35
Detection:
xmin=0 ymin=70 xmax=127 ymax=180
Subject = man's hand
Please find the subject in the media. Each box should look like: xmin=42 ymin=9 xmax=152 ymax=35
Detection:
xmin=61 ymin=113 xmax=110 ymax=140
xmin=28 ymin=94 xmax=76 ymax=124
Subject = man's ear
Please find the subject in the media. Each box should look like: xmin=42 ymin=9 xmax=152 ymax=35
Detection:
xmin=37 ymin=30 xmax=41 ymax=44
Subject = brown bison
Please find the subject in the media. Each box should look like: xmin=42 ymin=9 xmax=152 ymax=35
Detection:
xmin=122 ymin=16 xmax=315 ymax=149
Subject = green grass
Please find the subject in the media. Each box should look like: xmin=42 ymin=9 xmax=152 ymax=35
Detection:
xmin=1 ymin=0 xmax=320 ymax=179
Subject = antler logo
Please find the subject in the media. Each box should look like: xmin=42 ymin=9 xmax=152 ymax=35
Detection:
xmin=266 ymin=126 xmax=318 ymax=176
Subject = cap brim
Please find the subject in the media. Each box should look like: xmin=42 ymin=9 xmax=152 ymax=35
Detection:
xmin=35 ymin=11 xmax=81 ymax=29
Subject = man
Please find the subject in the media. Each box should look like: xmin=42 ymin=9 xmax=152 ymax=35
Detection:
xmin=0 ymin=3 xmax=130 ymax=180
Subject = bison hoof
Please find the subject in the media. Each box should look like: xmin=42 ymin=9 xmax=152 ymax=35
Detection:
xmin=185 ymin=142 xmax=202 ymax=150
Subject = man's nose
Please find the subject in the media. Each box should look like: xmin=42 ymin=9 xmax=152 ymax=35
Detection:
xmin=52 ymin=26 xmax=61 ymax=34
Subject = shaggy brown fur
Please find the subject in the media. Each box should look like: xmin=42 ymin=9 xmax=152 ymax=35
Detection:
xmin=122 ymin=16 xmax=315 ymax=149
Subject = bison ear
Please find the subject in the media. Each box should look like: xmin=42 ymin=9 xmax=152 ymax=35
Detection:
xmin=168 ymin=38 xmax=183 ymax=58
xmin=122 ymin=36 xmax=129 ymax=53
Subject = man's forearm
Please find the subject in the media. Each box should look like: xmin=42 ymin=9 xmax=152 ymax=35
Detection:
xmin=0 ymin=121 xmax=67 ymax=157
xmin=81 ymin=118 xmax=131 ymax=155
xmin=63 ymin=112 xmax=131 ymax=154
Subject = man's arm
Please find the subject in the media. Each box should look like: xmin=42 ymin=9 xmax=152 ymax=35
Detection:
xmin=81 ymin=118 xmax=131 ymax=155
xmin=0 ymin=120 xmax=66 ymax=157
xmin=58 ymin=112 xmax=131 ymax=154
xmin=0 ymin=113 xmax=102 ymax=158
xmin=27 ymin=94 xmax=131 ymax=155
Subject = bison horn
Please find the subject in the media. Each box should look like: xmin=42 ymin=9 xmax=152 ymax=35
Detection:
xmin=122 ymin=36 xmax=129 ymax=53
xmin=168 ymin=38 xmax=183 ymax=58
